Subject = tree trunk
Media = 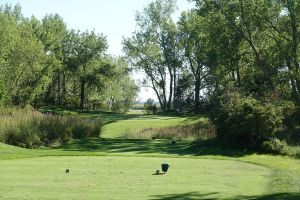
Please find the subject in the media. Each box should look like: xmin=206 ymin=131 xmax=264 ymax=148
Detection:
xmin=167 ymin=68 xmax=173 ymax=111
xmin=194 ymin=77 xmax=201 ymax=114
xmin=62 ymin=70 xmax=66 ymax=106
xmin=236 ymin=68 xmax=241 ymax=87
xmin=151 ymin=78 xmax=164 ymax=111
xmin=287 ymin=1 xmax=300 ymax=98
xmin=173 ymin=66 xmax=177 ymax=110
xmin=80 ymin=77 xmax=85 ymax=109
xmin=162 ymin=82 xmax=168 ymax=111
xmin=287 ymin=59 xmax=299 ymax=102
xmin=238 ymin=0 xmax=274 ymax=91
xmin=58 ymin=72 xmax=61 ymax=106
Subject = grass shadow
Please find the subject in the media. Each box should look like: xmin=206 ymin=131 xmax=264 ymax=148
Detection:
xmin=39 ymin=106 xmax=198 ymax=126
xmin=150 ymin=192 xmax=300 ymax=200
xmin=150 ymin=192 xmax=219 ymax=200
xmin=57 ymin=137 xmax=254 ymax=157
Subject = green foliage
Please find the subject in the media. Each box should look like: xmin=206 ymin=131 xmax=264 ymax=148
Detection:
xmin=123 ymin=0 xmax=180 ymax=111
xmin=178 ymin=10 xmax=211 ymax=113
xmin=143 ymin=98 xmax=157 ymax=114
xmin=98 ymin=57 xmax=138 ymax=112
xmin=0 ymin=5 xmax=48 ymax=106
xmin=210 ymin=92 xmax=294 ymax=148
xmin=0 ymin=4 xmax=137 ymax=110
xmin=173 ymin=71 xmax=194 ymax=112
xmin=285 ymin=107 xmax=300 ymax=130
xmin=261 ymin=138 xmax=296 ymax=156
xmin=0 ymin=79 xmax=8 ymax=106
xmin=0 ymin=109 xmax=102 ymax=148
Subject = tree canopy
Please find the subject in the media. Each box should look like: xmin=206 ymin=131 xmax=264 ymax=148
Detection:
xmin=123 ymin=0 xmax=300 ymax=113
xmin=0 ymin=4 xmax=138 ymax=111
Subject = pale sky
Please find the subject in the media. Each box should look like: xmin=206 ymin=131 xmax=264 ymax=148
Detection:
xmin=1 ymin=0 xmax=195 ymax=101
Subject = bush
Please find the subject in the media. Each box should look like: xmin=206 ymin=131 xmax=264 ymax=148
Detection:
xmin=0 ymin=108 xmax=103 ymax=148
xmin=144 ymin=98 xmax=157 ymax=114
xmin=210 ymin=92 xmax=295 ymax=148
xmin=261 ymin=138 xmax=296 ymax=156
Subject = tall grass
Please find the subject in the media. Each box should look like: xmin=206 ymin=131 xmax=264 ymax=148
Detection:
xmin=0 ymin=108 xmax=102 ymax=148
xmin=124 ymin=120 xmax=216 ymax=141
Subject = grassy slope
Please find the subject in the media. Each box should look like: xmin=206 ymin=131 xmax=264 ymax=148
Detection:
xmin=0 ymin=108 xmax=299 ymax=199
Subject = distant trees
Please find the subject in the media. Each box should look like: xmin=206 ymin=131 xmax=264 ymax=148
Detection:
xmin=102 ymin=57 xmax=139 ymax=112
xmin=123 ymin=0 xmax=213 ymax=113
xmin=144 ymin=98 xmax=157 ymax=114
xmin=0 ymin=4 xmax=137 ymax=111
xmin=61 ymin=30 xmax=108 ymax=109
xmin=123 ymin=0 xmax=180 ymax=112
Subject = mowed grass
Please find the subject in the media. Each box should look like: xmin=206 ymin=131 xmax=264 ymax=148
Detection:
xmin=0 ymin=108 xmax=300 ymax=199
xmin=1 ymin=139 xmax=300 ymax=199
xmin=102 ymin=115 xmax=200 ymax=138
xmin=0 ymin=156 xmax=271 ymax=200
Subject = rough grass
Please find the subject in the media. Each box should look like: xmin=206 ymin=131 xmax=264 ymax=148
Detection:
xmin=124 ymin=118 xmax=215 ymax=140
xmin=0 ymin=108 xmax=102 ymax=148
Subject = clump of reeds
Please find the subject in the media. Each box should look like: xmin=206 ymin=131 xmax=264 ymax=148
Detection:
xmin=0 ymin=108 xmax=102 ymax=148
xmin=124 ymin=120 xmax=216 ymax=141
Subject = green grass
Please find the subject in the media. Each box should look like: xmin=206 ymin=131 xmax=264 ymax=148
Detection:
xmin=102 ymin=115 xmax=199 ymax=138
xmin=0 ymin=107 xmax=299 ymax=199
xmin=0 ymin=156 xmax=271 ymax=200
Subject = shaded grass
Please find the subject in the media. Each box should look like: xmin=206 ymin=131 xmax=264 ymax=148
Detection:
xmin=150 ymin=192 xmax=300 ymax=200
xmin=59 ymin=138 xmax=248 ymax=157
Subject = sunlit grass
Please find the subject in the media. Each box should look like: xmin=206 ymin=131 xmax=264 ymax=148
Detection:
xmin=0 ymin=156 xmax=272 ymax=200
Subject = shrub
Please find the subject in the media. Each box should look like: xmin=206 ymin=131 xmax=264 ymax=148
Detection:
xmin=261 ymin=138 xmax=296 ymax=156
xmin=210 ymin=92 xmax=295 ymax=148
xmin=0 ymin=108 xmax=103 ymax=148
xmin=144 ymin=98 xmax=157 ymax=114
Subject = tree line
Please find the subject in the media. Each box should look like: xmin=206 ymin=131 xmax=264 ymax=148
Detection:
xmin=123 ymin=0 xmax=300 ymax=114
xmin=0 ymin=4 xmax=138 ymax=111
